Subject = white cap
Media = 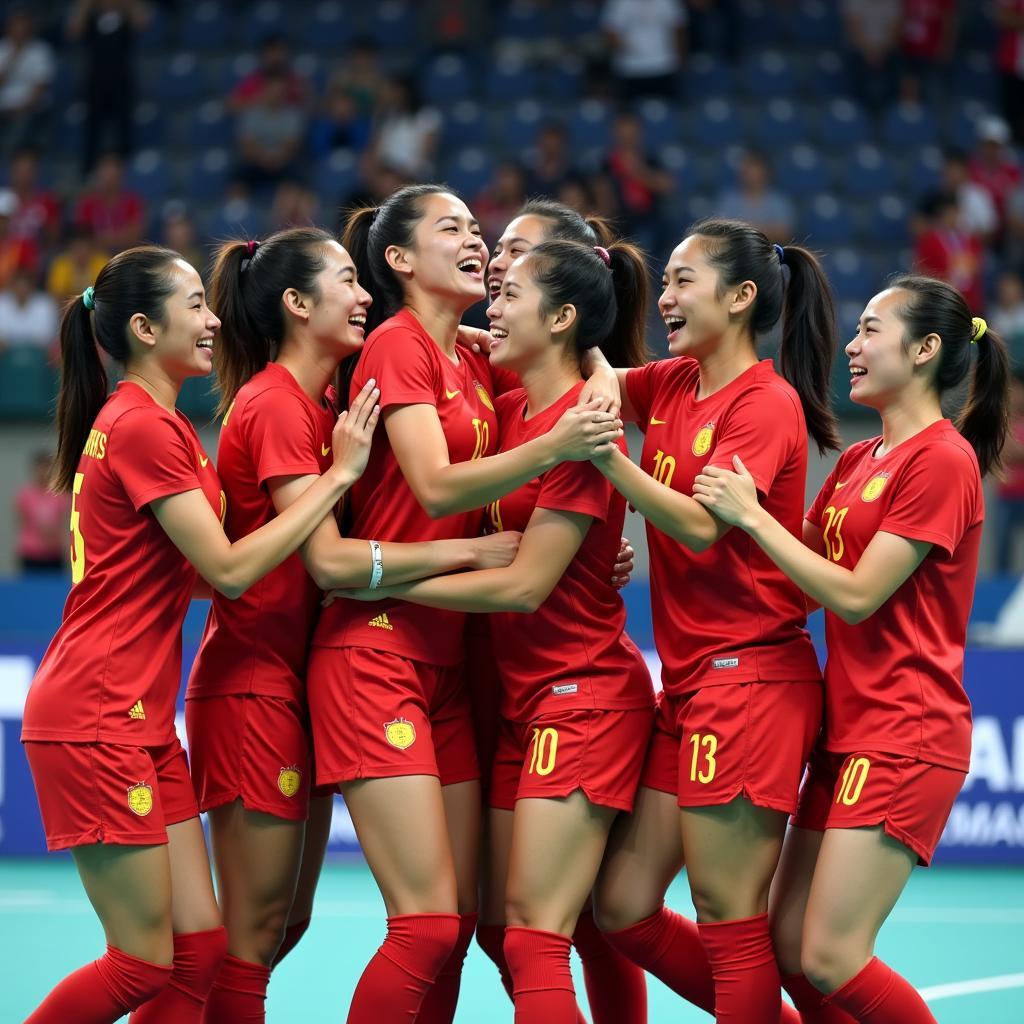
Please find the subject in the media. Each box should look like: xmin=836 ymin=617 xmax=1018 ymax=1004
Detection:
xmin=977 ymin=115 xmax=1010 ymax=145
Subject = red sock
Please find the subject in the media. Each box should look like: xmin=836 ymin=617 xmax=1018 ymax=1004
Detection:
xmin=782 ymin=973 xmax=858 ymax=1023
xmin=201 ymin=954 xmax=271 ymax=1024
xmin=347 ymin=913 xmax=461 ymax=1023
xmin=825 ymin=957 xmax=937 ymax=1023
xmin=129 ymin=927 xmax=227 ymax=1022
xmin=476 ymin=924 xmax=513 ymax=999
xmin=573 ymin=907 xmax=647 ymax=1024
xmin=417 ymin=911 xmax=478 ymax=1023
xmin=698 ymin=913 xmax=782 ymax=1023
xmin=25 ymin=944 xmax=172 ymax=1024
xmin=504 ymin=927 xmax=577 ymax=1024
xmin=271 ymin=916 xmax=310 ymax=969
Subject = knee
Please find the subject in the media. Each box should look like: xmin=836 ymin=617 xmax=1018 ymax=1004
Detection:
xmin=800 ymin=928 xmax=868 ymax=994
xmin=592 ymin=878 xmax=656 ymax=934
xmin=768 ymin=906 xmax=803 ymax=977
xmin=689 ymin=873 xmax=769 ymax=923
xmin=234 ymin=898 xmax=293 ymax=965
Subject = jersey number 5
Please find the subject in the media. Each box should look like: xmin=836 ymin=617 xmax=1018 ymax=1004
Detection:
xmin=70 ymin=472 xmax=87 ymax=585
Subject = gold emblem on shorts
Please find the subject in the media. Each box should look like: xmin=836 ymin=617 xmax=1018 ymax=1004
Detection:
xmin=861 ymin=473 xmax=890 ymax=502
xmin=127 ymin=782 xmax=154 ymax=817
xmin=278 ymin=766 xmax=302 ymax=798
xmin=384 ymin=718 xmax=417 ymax=750
xmin=692 ymin=422 xmax=714 ymax=457
xmin=474 ymin=380 xmax=495 ymax=412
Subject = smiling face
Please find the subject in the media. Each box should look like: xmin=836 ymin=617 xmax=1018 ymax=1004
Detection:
xmin=304 ymin=240 xmax=372 ymax=358
xmin=487 ymin=213 xmax=551 ymax=301
xmin=658 ymin=235 xmax=740 ymax=357
xmin=486 ymin=257 xmax=562 ymax=374
xmin=846 ymin=287 xmax=940 ymax=408
xmin=145 ymin=259 xmax=221 ymax=380
xmin=393 ymin=192 xmax=486 ymax=308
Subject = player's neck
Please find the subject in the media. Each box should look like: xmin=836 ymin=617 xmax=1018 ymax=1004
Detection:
xmin=122 ymin=362 xmax=179 ymax=413
xmin=695 ymin=331 xmax=758 ymax=399
xmin=275 ymin=340 xmax=337 ymax=405
xmin=403 ymin=296 xmax=463 ymax=362
xmin=520 ymin=356 xmax=581 ymax=419
xmin=876 ymin=391 xmax=944 ymax=456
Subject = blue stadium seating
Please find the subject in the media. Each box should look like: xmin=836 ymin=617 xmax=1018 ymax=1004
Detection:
xmin=421 ymin=54 xmax=472 ymax=106
xmin=752 ymin=99 xmax=806 ymax=149
xmin=803 ymin=51 xmax=849 ymax=98
xmin=817 ymin=98 xmax=870 ymax=148
xmin=299 ymin=1 xmax=355 ymax=52
xmin=742 ymin=50 xmax=798 ymax=99
xmin=568 ymin=100 xmax=613 ymax=152
xmin=126 ymin=150 xmax=171 ymax=202
xmin=191 ymin=2 xmax=231 ymax=51
xmin=497 ymin=100 xmax=546 ymax=152
xmin=486 ymin=59 xmax=540 ymax=103
xmin=776 ymin=145 xmax=830 ymax=194
xmin=241 ymin=1 xmax=286 ymax=49
xmin=824 ymin=247 xmax=874 ymax=302
xmin=693 ymin=98 xmax=742 ymax=147
xmin=442 ymin=147 xmax=493 ymax=198
xmin=841 ymin=145 xmax=898 ymax=198
xmin=787 ymin=0 xmax=842 ymax=48
xmin=367 ymin=1 xmax=418 ymax=50
xmin=803 ymin=193 xmax=853 ymax=246
xmin=314 ymin=149 xmax=361 ymax=205
xmin=188 ymin=149 xmax=232 ymax=202
xmin=864 ymin=195 xmax=911 ymax=247
xmin=443 ymin=101 xmax=488 ymax=151
xmin=882 ymin=104 xmax=940 ymax=150
xmin=686 ymin=54 xmax=735 ymax=102
xmin=159 ymin=53 xmax=202 ymax=102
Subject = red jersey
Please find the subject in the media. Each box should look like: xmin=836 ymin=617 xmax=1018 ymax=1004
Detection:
xmin=997 ymin=0 xmax=1024 ymax=76
xmin=22 ymin=382 xmax=222 ymax=745
xmin=486 ymin=384 xmax=653 ymax=721
xmin=901 ymin=0 xmax=956 ymax=59
xmin=625 ymin=357 xmax=821 ymax=696
xmin=187 ymin=363 xmax=334 ymax=701
xmin=806 ymin=420 xmax=982 ymax=772
xmin=313 ymin=309 xmax=498 ymax=665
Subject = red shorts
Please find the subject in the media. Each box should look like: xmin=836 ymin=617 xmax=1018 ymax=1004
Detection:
xmin=185 ymin=693 xmax=331 ymax=822
xmin=641 ymin=681 xmax=822 ymax=814
xmin=489 ymin=707 xmax=654 ymax=812
xmin=307 ymin=645 xmax=479 ymax=787
xmin=465 ymin=621 xmax=502 ymax=792
xmin=23 ymin=738 xmax=198 ymax=851
xmin=792 ymin=748 xmax=966 ymax=865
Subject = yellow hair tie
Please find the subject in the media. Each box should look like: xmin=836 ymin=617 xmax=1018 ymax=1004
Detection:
xmin=971 ymin=316 xmax=987 ymax=343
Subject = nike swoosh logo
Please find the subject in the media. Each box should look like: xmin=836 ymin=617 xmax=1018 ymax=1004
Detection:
xmin=834 ymin=481 xmax=846 ymax=489
xmin=445 ymin=389 xmax=461 ymax=400
xmin=650 ymin=417 xmax=667 ymax=426
xmin=321 ymin=444 xmax=331 ymax=457
xmin=199 ymin=455 xmax=209 ymax=468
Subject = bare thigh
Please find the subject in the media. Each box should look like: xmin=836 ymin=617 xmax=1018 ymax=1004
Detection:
xmin=441 ymin=780 xmax=482 ymax=914
xmin=479 ymin=807 xmax=514 ymax=927
xmin=287 ymin=793 xmax=334 ymax=926
xmin=768 ymin=826 xmax=824 ymax=975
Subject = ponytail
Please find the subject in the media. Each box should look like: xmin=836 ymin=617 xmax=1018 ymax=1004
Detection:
xmin=605 ymin=242 xmax=651 ymax=368
xmin=209 ymin=227 xmax=333 ymax=415
xmin=890 ymin=274 xmax=1010 ymax=477
xmin=52 ymin=246 xmax=180 ymax=492
xmin=776 ymin=244 xmax=842 ymax=454
xmin=689 ymin=219 xmax=840 ymax=454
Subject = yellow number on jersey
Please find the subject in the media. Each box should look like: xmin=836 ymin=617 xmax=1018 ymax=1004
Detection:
xmin=836 ymin=756 xmax=870 ymax=806
xmin=70 ymin=472 xmax=87 ymax=585
xmin=528 ymin=727 xmax=559 ymax=776
xmin=821 ymin=505 xmax=849 ymax=563
xmin=689 ymin=732 xmax=718 ymax=784
xmin=471 ymin=417 xmax=490 ymax=461
xmin=651 ymin=449 xmax=677 ymax=488
xmin=487 ymin=499 xmax=503 ymax=533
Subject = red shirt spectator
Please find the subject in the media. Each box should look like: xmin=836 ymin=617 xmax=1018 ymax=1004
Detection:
xmin=73 ymin=153 xmax=144 ymax=252
xmin=8 ymin=150 xmax=60 ymax=246
xmin=15 ymin=453 xmax=70 ymax=572
xmin=914 ymin=193 xmax=984 ymax=312
xmin=901 ymin=0 xmax=958 ymax=59
xmin=0 ymin=188 xmax=39 ymax=288
xmin=969 ymin=115 xmax=1022 ymax=228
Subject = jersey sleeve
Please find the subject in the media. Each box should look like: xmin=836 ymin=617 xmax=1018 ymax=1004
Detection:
xmin=356 ymin=326 xmax=438 ymax=410
xmin=535 ymin=457 xmax=612 ymax=523
xmin=245 ymin=388 xmax=322 ymax=485
xmin=806 ymin=458 xmax=843 ymax=526
xmin=624 ymin=361 xmax=664 ymax=424
xmin=706 ymin=386 xmax=801 ymax=495
xmin=879 ymin=442 xmax=981 ymax=557
xmin=110 ymin=409 xmax=202 ymax=510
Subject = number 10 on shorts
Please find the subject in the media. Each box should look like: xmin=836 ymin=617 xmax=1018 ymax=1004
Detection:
xmin=528 ymin=727 xmax=558 ymax=776
xmin=836 ymin=755 xmax=871 ymax=806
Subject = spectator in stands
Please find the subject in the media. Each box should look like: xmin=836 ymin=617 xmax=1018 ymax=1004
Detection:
xmin=556 ymin=175 xmax=599 ymax=217
xmin=990 ymin=270 xmax=1024 ymax=347
xmin=995 ymin=367 xmax=1024 ymax=572
xmin=475 ymin=161 xmax=529 ymax=245
xmin=969 ymin=115 xmax=1021 ymax=238
xmin=939 ymin=147 xmax=998 ymax=244
xmin=601 ymin=0 xmax=687 ymax=100
xmin=160 ymin=202 xmax=205 ymax=275
xmin=593 ymin=110 xmax=673 ymax=252
xmin=898 ymin=0 xmax=958 ymax=105
xmin=8 ymin=148 xmax=61 ymax=251
xmin=67 ymin=0 xmax=148 ymax=173
xmin=270 ymin=180 xmax=321 ymax=229
xmin=0 ymin=266 xmax=58 ymax=352
xmin=0 ymin=8 xmax=55 ymax=158
xmin=324 ymin=37 xmax=383 ymax=120
xmin=73 ymin=152 xmax=145 ymax=252
xmin=0 ymin=189 xmax=39 ymax=290
xmin=841 ymin=0 xmax=901 ymax=114
xmin=13 ymin=452 xmax=70 ymax=574
xmin=45 ymin=225 xmax=108 ymax=306
xmin=228 ymin=32 xmax=309 ymax=114
xmin=417 ymin=0 xmax=490 ymax=55
xmin=994 ymin=0 xmax=1024 ymax=146
xmin=364 ymin=75 xmax=441 ymax=180
xmin=914 ymin=190 xmax=984 ymax=313
xmin=310 ymin=80 xmax=373 ymax=159
xmin=716 ymin=149 xmax=794 ymax=245
xmin=233 ymin=68 xmax=308 ymax=194
xmin=526 ymin=121 xmax=576 ymax=197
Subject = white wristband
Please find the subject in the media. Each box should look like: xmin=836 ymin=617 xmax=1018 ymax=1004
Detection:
xmin=368 ymin=540 xmax=384 ymax=589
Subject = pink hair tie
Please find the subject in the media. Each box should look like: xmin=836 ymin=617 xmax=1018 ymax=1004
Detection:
xmin=594 ymin=245 xmax=611 ymax=267
xmin=246 ymin=239 xmax=259 ymax=257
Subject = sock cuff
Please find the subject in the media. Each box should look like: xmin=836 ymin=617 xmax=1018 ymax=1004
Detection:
xmin=213 ymin=953 xmax=272 ymax=993
xmin=378 ymin=913 xmax=462 ymax=982
xmin=98 ymin=945 xmax=173 ymax=1009
xmin=697 ymin=911 xmax=770 ymax=932
xmin=504 ymin=927 xmax=575 ymax=995
xmin=698 ymin=912 xmax=774 ymax=967
xmin=824 ymin=957 xmax=894 ymax=1011
xmin=782 ymin=972 xmax=830 ymax=1011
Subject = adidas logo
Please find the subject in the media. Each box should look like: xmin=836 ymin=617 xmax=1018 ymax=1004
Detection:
xmin=368 ymin=613 xmax=393 ymax=631
xmin=128 ymin=700 xmax=146 ymax=720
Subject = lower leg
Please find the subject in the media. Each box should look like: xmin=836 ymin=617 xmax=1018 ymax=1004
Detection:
xmin=129 ymin=927 xmax=227 ymax=1022
xmin=824 ymin=958 xmax=936 ymax=1024
xmin=504 ymin=927 xmax=577 ymax=1024
xmin=416 ymin=911 xmax=479 ymax=1024
xmin=573 ymin=905 xmax=647 ymax=1024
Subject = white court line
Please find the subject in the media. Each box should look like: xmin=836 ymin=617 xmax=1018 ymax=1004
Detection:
xmin=892 ymin=908 xmax=1024 ymax=924
xmin=921 ymin=973 xmax=1024 ymax=1002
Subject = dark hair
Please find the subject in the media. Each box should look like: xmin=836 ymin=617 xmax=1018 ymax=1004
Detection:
xmin=517 ymin=197 xmax=616 ymax=247
xmin=687 ymin=217 xmax=841 ymax=454
xmin=524 ymin=240 xmax=650 ymax=368
xmin=209 ymin=227 xmax=333 ymax=414
xmin=53 ymin=246 xmax=181 ymax=492
xmin=889 ymin=274 xmax=1010 ymax=476
xmin=340 ymin=183 xmax=454 ymax=334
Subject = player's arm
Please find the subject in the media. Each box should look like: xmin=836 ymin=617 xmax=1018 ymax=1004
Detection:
xmin=579 ymin=347 xmax=638 ymax=422
xmin=694 ymin=456 xmax=930 ymax=625
xmin=384 ymin=403 xmax=619 ymax=519
xmin=339 ymin=507 xmax=589 ymax=614
xmin=266 ymin=473 xmax=522 ymax=590
xmin=152 ymin=383 xmax=379 ymax=599
xmin=801 ymin=519 xmax=824 ymax=614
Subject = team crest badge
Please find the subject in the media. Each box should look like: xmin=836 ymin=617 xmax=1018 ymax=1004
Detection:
xmin=384 ymin=718 xmax=417 ymax=750
xmin=692 ymin=422 xmax=715 ymax=457
xmin=127 ymin=782 xmax=154 ymax=817
xmin=861 ymin=473 xmax=890 ymax=502
xmin=474 ymin=380 xmax=495 ymax=412
xmin=278 ymin=766 xmax=302 ymax=798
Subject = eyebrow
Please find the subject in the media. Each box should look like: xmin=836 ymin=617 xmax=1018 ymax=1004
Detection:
xmin=501 ymin=236 xmax=530 ymax=248
xmin=860 ymin=315 xmax=882 ymax=326
xmin=186 ymin=290 xmax=204 ymax=301
xmin=666 ymin=265 xmax=695 ymax=276
xmin=435 ymin=215 xmax=480 ymax=230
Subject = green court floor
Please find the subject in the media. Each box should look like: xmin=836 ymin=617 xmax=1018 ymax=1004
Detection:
xmin=3 ymin=859 xmax=1022 ymax=1022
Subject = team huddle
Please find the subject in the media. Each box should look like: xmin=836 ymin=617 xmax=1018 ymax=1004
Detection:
xmin=19 ymin=183 xmax=1009 ymax=1024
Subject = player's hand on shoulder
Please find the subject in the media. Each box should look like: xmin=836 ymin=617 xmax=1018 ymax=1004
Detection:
xmin=550 ymin=400 xmax=623 ymax=463
xmin=329 ymin=379 xmax=381 ymax=486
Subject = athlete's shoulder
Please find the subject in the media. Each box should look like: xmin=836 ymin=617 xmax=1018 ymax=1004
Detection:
xmin=910 ymin=422 xmax=981 ymax=480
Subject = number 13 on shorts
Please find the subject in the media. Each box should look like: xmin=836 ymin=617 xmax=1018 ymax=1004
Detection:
xmin=689 ymin=732 xmax=717 ymax=783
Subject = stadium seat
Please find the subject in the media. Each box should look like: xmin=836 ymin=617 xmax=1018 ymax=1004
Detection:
xmin=736 ymin=0 xmax=786 ymax=49
xmin=693 ymin=98 xmax=742 ymax=147
xmin=752 ymin=99 xmax=806 ymax=148
xmin=300 ymin=1 xmax=355 ymax=52
xmin=543 ymin=57 xmax=586 ymax=100
xmin=486 ymin=58 xmax=540 ymax=102
xmin=191 ymin=1 xmax=231 ymax=51
xmin=442 ymin=147 xmax=494 ymax=198
xmin=882 ymin=103 xmax=940 ymax=150
xmin=159 ymin=53 xmax=202 ymax=103
xmin=944 ymin=99 xmax=995 ymax=150
xmin=0 ymin=349 xmax=57 ymax=421
xmin=953 ymin=52 xmax=999 ymax=104
xmin=191 ymin=101 xmax=234 ymax=150
xmin=367 ymin=1 xmax=418 ymax=50
xmin=905 ymin=146 xmax=944 ymax=199
xmin=840 ymin=145 xmax=898 ymax=197
xmin=865 ymin=194 xmax=911 ymax=247
xmin=204 ymin=197 xmax=267 ymax=247
xmin=497 ymin=99 xmax=545 ymax=152
xmin=132 ymin=103 xmax=165 ymax=150
xmin=126 ymin=150 xmax=171 ymax=203
xmin=568 ymin=100 xmax=612 ymax=152
xmin=187 ymin=148 xmax=232 ymax=202
xmin=776 ymin=144 xmax=830 ymax=194
xmin=817 ymin=98 xmax=871 ymax=148
xmin=636 ymin=99 xmax=683 ymax=147
xmin=741 ymin=50 xmax=798 ymax=98
xmin=241 ymin=1 xmax=285 ymax=48
xmin=824 ymin=247 xmax=874 ymax=302
xmin=314 ymin=149 xmax=361 ymax=205
xmin=442 ymin=101 xmax=488 ymax=151
xmin=686 ymin=54 xmax=735 ymax=103
xmin=802 ymin=193 xmax=852 ymax=246
xmin=659 ymin=145 xmax=700 ymax=194
xmin=138 ymin=6 xmax=171 ymax=49
xmin=497 ymin=1 xmax=555 ymax=42
xmin=803 ymin=50 xmax=848 ymax=99
xmin=421 ymin=54 xmax=472 ymax=106
xmin=787 ymin=0 xmax=842 ymax=47
xmin=558 ymin=1 xmax=601 ymax=39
